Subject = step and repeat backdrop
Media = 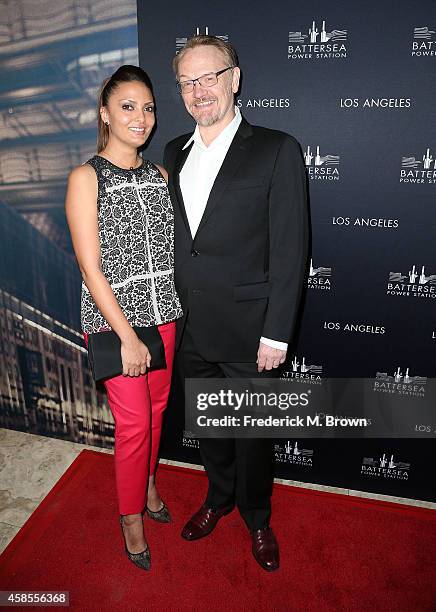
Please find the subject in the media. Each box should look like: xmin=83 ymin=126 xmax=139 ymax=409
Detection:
xmin=137 ymin=0 xmax=436 ymax=501
xmin=1 ymin=0 xmax=434 ymax=504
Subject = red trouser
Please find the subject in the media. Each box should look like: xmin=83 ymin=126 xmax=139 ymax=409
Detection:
xmin=84 ymin=322 xmax=176 ymax=515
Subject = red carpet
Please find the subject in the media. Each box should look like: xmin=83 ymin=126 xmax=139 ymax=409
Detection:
xmin=1 ymin=450 xmax=435 ymax=612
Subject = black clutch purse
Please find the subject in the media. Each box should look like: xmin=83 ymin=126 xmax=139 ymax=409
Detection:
xmin=87 ymin=326 xmax=166 ymax=382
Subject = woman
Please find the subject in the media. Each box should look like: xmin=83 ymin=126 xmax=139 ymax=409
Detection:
xmin=65 ymin=65 xmax=182 ymax=571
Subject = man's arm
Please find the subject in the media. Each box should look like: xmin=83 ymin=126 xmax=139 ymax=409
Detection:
xmin=163 ymin=142 xmax=172 ymax=173
xmin=261 ymin=134 xmax=309 ymax=344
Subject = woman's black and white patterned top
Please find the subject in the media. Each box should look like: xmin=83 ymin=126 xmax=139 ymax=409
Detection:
xmin=80 ymin=155 xmax=182 ymax=333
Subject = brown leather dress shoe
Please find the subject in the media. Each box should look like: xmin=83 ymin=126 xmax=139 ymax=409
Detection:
xmin=251 ymin=527 xmax=279 ymax=571
xmin=181 ymin=504 xmax=233 ymax=541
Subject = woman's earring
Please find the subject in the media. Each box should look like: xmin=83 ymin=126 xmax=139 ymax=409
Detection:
xmin=105 ymin=121 xmax=109 ymax=126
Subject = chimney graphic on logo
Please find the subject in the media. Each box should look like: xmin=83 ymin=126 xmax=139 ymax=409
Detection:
xmin=304 ymin=145 xmax=313 ymax=166
xmin=423 ymin=148 xmax=433 ymax=170
xmin=394 ymin=367 xmax=403 ymax=382
xmin=309 ymin=258 xmax=315 ymax=276
xmin=419 ymin=265 xmax=427 ymax=284
xmin=309 ymin=21 xmax=319 ymax=43
xmin=408 ymin=265 xmax=418 ymax=284
xmin=320 ymin=20 xmax=328 ymax=43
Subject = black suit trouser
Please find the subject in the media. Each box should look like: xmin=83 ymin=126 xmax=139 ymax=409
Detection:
xmin=177 ymin=317 xmax=275 ymax=531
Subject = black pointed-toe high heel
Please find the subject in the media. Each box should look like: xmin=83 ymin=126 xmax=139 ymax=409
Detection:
xmin=119 ymin=515 xmax=151 ymax=570
xmin=145 ymin=500 xmax=171 ymax=523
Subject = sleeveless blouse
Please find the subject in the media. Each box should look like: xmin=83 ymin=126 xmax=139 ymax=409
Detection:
xmin=80 ymin=155 xmax=182 ymax=333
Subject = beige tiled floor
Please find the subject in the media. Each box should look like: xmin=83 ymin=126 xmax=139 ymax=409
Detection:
xmin=0 ymin=428 xmax=112 ymax=554
xmin=0 ymin=427 xmax=434 ymax=554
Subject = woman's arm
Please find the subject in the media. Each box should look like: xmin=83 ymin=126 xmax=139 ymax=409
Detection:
xmin=65 ymin=164 xmax=150 ymax=376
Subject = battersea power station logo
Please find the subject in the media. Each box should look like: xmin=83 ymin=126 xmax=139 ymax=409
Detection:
xmin=373 ymin=367 xmax=427 ymax=399
xmin=307 ymin=259 xmax=332 ymax=291
xmin=176 ymin=27 xmax=229 ymax=53
xmin=400 ymin=147 xmax=436 ymax=184
xmin=275 ymin=440 xmax=314 ymax=467
xmin=288 ymin=20 xmax=348 ymax=60
xmin=411 ymin=26 xmax=436 ymax=58
xmin=387 ymin=265 xmax=436 ymax=299
xmin=281 ymin=355 xmax=323 ymax=385
xmin=304 ymin=145 xmax=340 ymax=181
xmin=361 ymin=452 xmax=411 ymax=480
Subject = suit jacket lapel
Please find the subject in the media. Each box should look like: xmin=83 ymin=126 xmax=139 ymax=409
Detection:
xmin=196 ymin=119 xmax=253 ymax=235
xmin=173 ymin=141 xmax=193 ymax=238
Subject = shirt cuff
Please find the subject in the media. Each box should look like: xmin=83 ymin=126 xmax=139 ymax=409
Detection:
xmin=260 ymin=337 xmax=288 ymax=351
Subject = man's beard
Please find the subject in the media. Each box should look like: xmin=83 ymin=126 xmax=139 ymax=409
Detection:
xmin=190 ymin=98 xmax=220 ymax=127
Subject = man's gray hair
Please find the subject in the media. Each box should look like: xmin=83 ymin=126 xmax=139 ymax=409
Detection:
xmin=173 ymin=35 xmax=239 ymax=76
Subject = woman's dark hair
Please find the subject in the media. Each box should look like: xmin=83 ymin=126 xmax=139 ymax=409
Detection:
xmin=97 ymin=65 xmax=154 ymax=152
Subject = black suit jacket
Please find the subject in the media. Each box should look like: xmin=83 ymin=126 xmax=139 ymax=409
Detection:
xmin=163 ymin=118 xmax=308 ymax=362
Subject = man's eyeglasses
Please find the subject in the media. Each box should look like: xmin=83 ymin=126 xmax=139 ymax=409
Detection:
xmin=176 ymin=66 xmax=234 ymax=94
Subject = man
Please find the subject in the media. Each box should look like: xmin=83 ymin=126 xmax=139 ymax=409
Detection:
xmin=164 ymin=35 xmax=308 ymax=572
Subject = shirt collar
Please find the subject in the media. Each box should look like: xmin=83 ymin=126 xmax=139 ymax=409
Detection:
xmin=182 ymin=106 xmax=242 ymax=151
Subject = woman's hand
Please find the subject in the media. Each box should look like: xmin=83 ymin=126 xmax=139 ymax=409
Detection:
xmin=120 ymin=336 xmax=151 ymax=377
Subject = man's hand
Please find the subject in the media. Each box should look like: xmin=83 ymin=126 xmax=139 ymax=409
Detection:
xmin=257 ymin=341 xmax=287 ymax=372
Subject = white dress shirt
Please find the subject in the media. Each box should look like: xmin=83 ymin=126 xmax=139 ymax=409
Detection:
xmin=179 ymin=106 xmax=287 ymax=352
